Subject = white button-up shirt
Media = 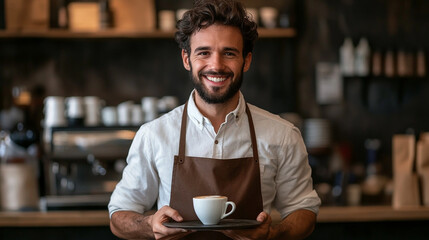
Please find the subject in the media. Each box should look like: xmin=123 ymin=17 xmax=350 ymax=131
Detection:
xmin=109 ymin=91 xmax=320 ymax=219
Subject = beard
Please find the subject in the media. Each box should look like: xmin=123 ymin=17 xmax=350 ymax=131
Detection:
xmin=189 ymin=63 xmax=244 ymax=104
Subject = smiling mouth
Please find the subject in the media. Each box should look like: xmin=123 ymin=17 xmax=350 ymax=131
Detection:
xmin=206 ymin=75 xmax=228 ymax=82
xmin=202 ymin=71 xmax=233 ymax=83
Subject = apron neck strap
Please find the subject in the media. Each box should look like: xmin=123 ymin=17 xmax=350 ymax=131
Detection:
xmin=245 ymin=104 xmax=259 ymax=162
xmin=179 ymin=101 xmax=259 ymax=162
xmin=178 ymin=101 xmax=189 ymax=161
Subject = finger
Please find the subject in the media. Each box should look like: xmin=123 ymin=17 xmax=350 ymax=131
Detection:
xmin=160 ymin=206 xmax=184 ymax=222
xmin=260 ymin=212 xmax=272 ymax=226
xmin=256 ymin=212 xmax=268 ymax=222
xmin=152 ymin=207 xmax=187 ymax=239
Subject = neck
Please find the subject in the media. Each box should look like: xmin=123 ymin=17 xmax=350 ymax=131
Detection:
xmin=193 ymin=91 xmax=240 ymax=133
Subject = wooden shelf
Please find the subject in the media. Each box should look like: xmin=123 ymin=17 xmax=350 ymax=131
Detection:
xmin=1 ymin=206 xmax=429 ymax=227
xmin=258 ymin=28 xmax=296 ymax=38
xmin=0 ymin=28 xmax=296 ymax=39
xmin=317 ymin=206 xmax=429 ymax=223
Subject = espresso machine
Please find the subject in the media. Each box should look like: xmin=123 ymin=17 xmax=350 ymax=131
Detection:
xmin=40 ymin=126 xmax=138 ymax=210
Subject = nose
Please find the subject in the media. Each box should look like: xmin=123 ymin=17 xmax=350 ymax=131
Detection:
xmin=209 ymin=53 xmax=226 ymax=71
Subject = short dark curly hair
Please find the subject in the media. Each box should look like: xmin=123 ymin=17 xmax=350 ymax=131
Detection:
xmin=175 ymin=0 xmax=258 ymax=57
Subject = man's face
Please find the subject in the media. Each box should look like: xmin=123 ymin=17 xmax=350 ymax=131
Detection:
xmin=182 ymin=24 xmax=252 ymax=104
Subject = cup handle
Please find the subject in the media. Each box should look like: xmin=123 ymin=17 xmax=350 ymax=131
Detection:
xmin=221 ymin=201 xmax=236 ymax=219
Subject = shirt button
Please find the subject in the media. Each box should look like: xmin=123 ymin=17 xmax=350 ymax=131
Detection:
xmin=214 ymin=140 xmax=219 ymax=144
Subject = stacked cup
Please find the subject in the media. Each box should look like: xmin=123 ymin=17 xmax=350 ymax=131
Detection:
xmin=43 ymin=96 xmax=67 ymax=152
xmin=157 ymin=96 xmax=179 ymax=115
xmin=131 ymin=104 xmax=144 ymax=126
xmin=142 ymin=97 xmax=158 ymax=122
xmin=44 ymin=96 xmax=66 ymax=128
xmin=102 ymin=106 xmax=117 ymax=126
xmin=117 ymin=101 xmax=134 ymax=126
xmin=84 ymin=96 xmax=104 ymax=126
xmin=65 ymin=96 xmax=85 ymax=126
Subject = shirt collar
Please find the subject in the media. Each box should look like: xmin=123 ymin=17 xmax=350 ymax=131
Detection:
xmin=187 ymin=90 xmax=246 ymax=130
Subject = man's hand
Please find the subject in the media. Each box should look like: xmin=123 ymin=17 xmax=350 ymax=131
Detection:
xmin=150 ymin=206 xmax=192 ymax=240
xmin=110 ymin=206 xmax=192 ymax=240
xmin=218 ymin=212 xmax=272 ymax=240
xmin=218 ymin=209 xmax=316 ymax=240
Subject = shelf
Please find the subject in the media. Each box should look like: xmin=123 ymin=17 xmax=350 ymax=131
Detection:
xmin=317 ymin=206 xmax=429 ymax=222
xmin=258 ymin=28 xmax=297 ymax=38
xmin=0 ymin=28 xmax=296 ymax=39
xmin=0 ymin=29 xmax=174 ymax=39
xmin=342 ymin=75 xmax=428 ymax=80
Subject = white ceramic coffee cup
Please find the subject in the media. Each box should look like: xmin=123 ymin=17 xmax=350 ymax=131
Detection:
xmin=117 ymin=101 xmax=133 ymax=126
xmin=193 ymin=195 xmax=236 ymax=225
xmin=65 ymin=96 xmax=85 ymax=126
xmin=65 ymin=96 xmax=84 ymax=119
xmin=142 ymin=97 xmax=158 ymax=122
xmin=84 ymin=96 xmax=104 ymax=126
xmin=102 ymin=106 xmax=117 ymax=126
xmin=44 ymin=96 xmax=66 ymax=127
xmin=131 ymin=104 xmax=144 ymax=126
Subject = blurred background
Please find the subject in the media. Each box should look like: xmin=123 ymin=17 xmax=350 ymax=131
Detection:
xmin=1 ymin=0 xmax=429 ymax=239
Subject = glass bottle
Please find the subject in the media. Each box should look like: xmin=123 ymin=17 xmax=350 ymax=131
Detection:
xmin=340 ymin=38 xmax=355 ymax=77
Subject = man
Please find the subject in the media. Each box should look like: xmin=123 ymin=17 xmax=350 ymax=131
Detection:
xmin=108 ymin=0 xmax=321 ymax=239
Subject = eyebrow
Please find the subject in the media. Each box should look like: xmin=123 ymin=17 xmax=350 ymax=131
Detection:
xmin=224 ymin=47 xmax=240 ymax=53
xmin=194 ymin=46 xmax=240 ymax=53
xmin=194 ymin=46 xmax=211 ymax=53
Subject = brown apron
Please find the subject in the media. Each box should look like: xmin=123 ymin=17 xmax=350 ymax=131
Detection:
xmin=169 ymin=102 xmax=263 ymax=239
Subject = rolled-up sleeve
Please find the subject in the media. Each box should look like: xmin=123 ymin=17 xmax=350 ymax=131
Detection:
xmin=108 ymin=128 xmax=159 ymax=218
xmin=274 ymin=127 xmax=321 ymax=219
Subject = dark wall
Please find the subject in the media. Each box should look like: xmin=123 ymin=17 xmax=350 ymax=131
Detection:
xmin=297 ymin=0 xmax=429 ymax=173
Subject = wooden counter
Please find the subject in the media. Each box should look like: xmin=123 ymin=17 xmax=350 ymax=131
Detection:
xmin=1 ymin=206 xmax=429 ymax=227
xmin=0 ymin=210 xmax=109 ymax=227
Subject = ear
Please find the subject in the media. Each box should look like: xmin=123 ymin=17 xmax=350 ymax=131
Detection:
xmin=182 ymin=49 xmax=191 ymax=71
xmin=243 ymin=52 xmax=252 ymax=72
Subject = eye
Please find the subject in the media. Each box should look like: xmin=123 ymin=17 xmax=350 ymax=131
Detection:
xmin=197 ymin=51 xmax=210 ymax=56
xmin=224 ymin=51 xmax=239 ymax=58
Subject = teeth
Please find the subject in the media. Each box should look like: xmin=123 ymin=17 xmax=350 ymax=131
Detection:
xmin=207 ymin=76 xmax=227 ymax=82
